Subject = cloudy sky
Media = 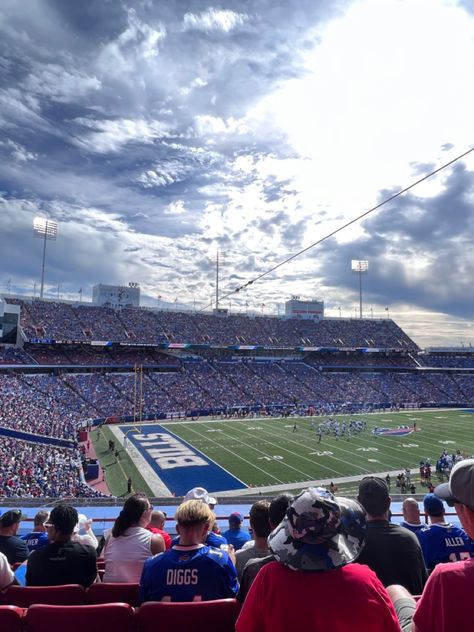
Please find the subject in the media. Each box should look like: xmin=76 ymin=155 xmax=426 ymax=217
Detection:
xmin=1 ymin=0 xmax=473 ymax=347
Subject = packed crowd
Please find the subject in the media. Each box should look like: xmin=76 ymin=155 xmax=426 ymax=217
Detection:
xmin=0 ymin=436 xmax=106 ymax=498
xmin=24 ymin=345 xmax=180 ymax=367
xmin=419 ymin=353 xmax=474 ymax=368
xmin=1 ymin=361 xmax=474 ymax=442
xmin=9 ymin=298 xmax=417 ymax=348
xmin=1 ymin=463 xmax=474 ymax=631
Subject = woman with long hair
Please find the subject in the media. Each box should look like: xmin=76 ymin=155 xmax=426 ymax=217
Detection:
xmin=103 ymin=493 xmax=165 ymax=583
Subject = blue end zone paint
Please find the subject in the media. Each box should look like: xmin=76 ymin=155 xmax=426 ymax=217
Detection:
xmin=121 ymin=423 xmax=245 ymax=495
xmin=373 ymin=428 xmax=413 ymax=437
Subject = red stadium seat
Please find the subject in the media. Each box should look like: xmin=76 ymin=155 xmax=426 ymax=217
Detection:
xmin=86 ymin=582 xmax=140 ymax=607
xmin=25 ymin=603 xmax=134 ymax=632
xmin=2 ymin=584 xmax=86 ymax=607
xmin=137 ymin=599 xmax=241 ymax=632
xmin=0 ymin=606 xmax=23 ymax=632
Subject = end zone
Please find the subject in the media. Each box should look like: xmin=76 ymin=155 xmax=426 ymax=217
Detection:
xmin=117 ymin=423 xmax=245 ymax=496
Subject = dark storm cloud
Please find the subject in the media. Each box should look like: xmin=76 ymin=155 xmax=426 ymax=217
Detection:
xmin=315 ymin=163 xmax=474 ymax=319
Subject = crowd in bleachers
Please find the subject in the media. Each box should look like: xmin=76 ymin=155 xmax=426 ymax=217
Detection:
xmin=1 ymin=361 xmax=474 ymax=444
xmin=418 ymin=353 xmax=474 ymax=368
xmin=9 ymin=298 xmax=418 ymax=348
xmin=0 ymin=347 xmax=34 ymax=365
xmin=0 ymin=436 xmax=105 ymax=499
xmin=25 ymin=346 xmax=180 ymax=367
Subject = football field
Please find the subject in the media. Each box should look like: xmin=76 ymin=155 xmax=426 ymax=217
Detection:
xmin=94 ymin=409 xmax=474 ymax=497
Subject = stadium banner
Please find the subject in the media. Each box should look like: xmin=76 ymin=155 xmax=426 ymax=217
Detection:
xmin=0 ymin=426 xmax=75 ymax=448
xmin=122 ymin=423 xmax=245 ymax=495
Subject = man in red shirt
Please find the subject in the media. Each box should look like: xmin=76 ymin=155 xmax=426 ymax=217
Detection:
xmin=236 ymin=487 xmax=400 ymax=632
xmin=146 ymin=510 xmax=171 ymax=549
xmin=388 ymin=458 xmax=474 ymax=632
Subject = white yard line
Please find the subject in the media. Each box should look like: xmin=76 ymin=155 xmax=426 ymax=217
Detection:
xmin=169 ymin=421 xmax=288 ymax=485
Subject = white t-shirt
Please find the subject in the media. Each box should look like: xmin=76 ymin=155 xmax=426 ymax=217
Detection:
xmin=0 ymin=551 xmax=14 ymax=590
xmin=104 ymin=526 xmax=153 ymax=583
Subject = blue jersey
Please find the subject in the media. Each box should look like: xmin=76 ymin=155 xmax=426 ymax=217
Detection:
xmin=417 ymin=522 xmax=473 ymax=570
xmin=222 ymin=528 xmax=251 ymax=551
xmin=21 ymin=531 xmax=49 ymax=552
xmin=140 ymin=544 xmax=238 ymax=603
xmin=171 ymin=531 xmax=227 ymax=548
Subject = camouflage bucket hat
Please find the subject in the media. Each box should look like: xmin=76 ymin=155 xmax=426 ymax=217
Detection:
xmin=268 ymin=487 xmax=366 ymax=572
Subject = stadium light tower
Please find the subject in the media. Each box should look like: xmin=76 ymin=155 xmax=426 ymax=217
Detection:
xmin=351 ymin=260 xmax=368 ymax=319
xmin=33 ymin=217 xmax=58 ymax=299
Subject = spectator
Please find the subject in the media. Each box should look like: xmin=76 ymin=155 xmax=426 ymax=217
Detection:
xmin=235 ymin=487 xmax=400 ymax=632
xmin=400 ymin=497 xmax=424 ymax=534
xmin=238 ymin=493 xmax=294 ymax=602
xmin=147 ymin=510 xmax=172 ymax=550
xmin=356 ymin=476 xmax=427 ymax=594
xmin=171 ymin=488 xmax=227 ymax=548
xmin=235 ymin=501 xmax=271 ymax=580
xmin=140 ymin=499 xmax=238 ymax=602
xmin=388 ymin=458 xmax=474 ymax=632
xmin=222 ymin=512 xmax=251 ymax=551
xmin=417 ymin=493 xmax=472 ymax=572
xmin=21 ymin=510 xmax=49 ymax=552
xmin=72 ymin=513 xmax=98 ymax=549
xmin=26 ymin=504 xmax=97 ymax=587
xmin=184 ymin=487 xmax=217 ymax=509
xmin=103 ymin=493 xmax=164 ymax=583
xmin=0 ymin=510 xmax=29 ymax=564
xmin=0 ymin=551 xmax=16 ymax=590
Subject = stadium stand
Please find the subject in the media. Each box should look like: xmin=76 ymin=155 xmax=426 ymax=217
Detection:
xmin=1 ymin=298 xmax=473 ymax=499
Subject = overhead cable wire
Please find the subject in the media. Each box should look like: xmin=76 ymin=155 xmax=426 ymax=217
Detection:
xmin=200 ymin=145 xmax=474 ymax=311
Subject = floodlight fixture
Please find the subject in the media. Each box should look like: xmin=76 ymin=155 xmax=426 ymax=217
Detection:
xmin=33 ymin=217 xmax=58 ymax=299
xmin=351 ymin=259 xmax=369 ymax=318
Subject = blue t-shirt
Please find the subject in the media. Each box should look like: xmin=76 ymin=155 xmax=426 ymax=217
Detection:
xmin=171 ymin=531 xmax=227 ymax=548
xmin=140 ymin=544 xmax=239 ymax=603
xmin=21 ymin=531 xmax=49 ymax=552
xmin=417 ymin=522 xmax=473 ymax=570
xmin=222 ymin=528 xmax=251 ymax=551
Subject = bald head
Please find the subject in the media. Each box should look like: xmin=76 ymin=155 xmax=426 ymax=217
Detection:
xmin=149 ymin=510 xmax=166 ymax=529
xmin=403 ymin=497 xmax=421 ymax=525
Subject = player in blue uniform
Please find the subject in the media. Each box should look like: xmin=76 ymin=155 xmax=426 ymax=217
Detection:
xmin=417 ymin=493 xmax=473 ymax=571
xmin=140 ymin=500 xmax=238 ymax=603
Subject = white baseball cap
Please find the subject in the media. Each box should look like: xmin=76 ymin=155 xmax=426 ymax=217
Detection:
xmin=184 ymin=487 xmax=217 ymax=506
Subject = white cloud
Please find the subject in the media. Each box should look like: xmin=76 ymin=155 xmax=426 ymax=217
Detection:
xmin=73 ymin=117 xmax=169 ymax=153
xmin=183 ymin=9 xmax=249 ymax=33
xmin=163 ymin=200 xmax=186 ymax=215
xmin=97 ymin=8 xmax=166 ymax=76
xmin=0 ymin=139 xmax=37 ymax=162
xmin=192 ymin=114 xmax=247 ymax=137
xmin=23 ymin=64 xmax=101 ymax=102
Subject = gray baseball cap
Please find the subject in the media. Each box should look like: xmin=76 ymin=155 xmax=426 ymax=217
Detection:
xmin=435 ymin=459 xmax=474 ymax=509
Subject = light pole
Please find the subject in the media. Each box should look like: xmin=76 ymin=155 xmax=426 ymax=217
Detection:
xmin=351 ymin=260 xmax=368 ymax=318
xmin=33 ymin=217 xmax=58 ymax=299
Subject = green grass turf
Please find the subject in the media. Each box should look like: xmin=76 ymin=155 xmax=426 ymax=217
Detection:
xmin=160 ymin=409 xmax=474 ymax=488
xmin=93 ymin=409 xmax=474 ymax=495
xmin=91 ymin=424 xmax=155 ymax=498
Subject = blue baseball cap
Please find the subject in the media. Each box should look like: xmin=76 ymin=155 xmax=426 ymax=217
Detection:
xmin=229 ymin=512 xmax=244 ymax=524
xmin=423 ymin=493 xmax=444 ymax=516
